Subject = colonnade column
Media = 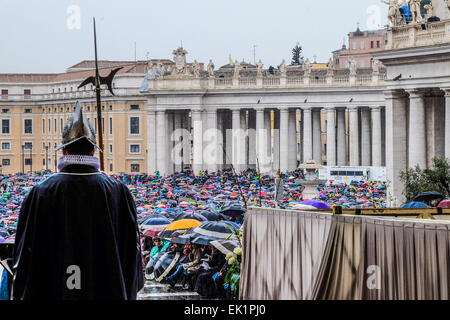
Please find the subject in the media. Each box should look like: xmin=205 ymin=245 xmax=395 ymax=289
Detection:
xmin=279 ymin=107 xmax=289 ymax=173
xmin=384 ymin=90 xmax=407 ymax=206
xmin=326 ymin=106 xmax=336 ymax=166
xmin=336 ymin=108 xmax=346 ymax=166
xmin=288 ymin=108 xmax=298 ymax=170
xmin=192 ymin=109 xmax=203 ymax=175
xmin=256 ymin=108 xmax=270 ymax=172
xmin=371 ymin=106 xmax=382 ymax=167
xmin=264 ymin=110 xmax=272 ymax=167
xmin=348 ymin=106 xmax=359 ymax=166
xmin=173 ymin=112 xmax=183 ymax=173
xmin=445 ymin=89 xmax=450 ymax=160
xmin=182 ymin=111 xmax=191 ymax=169
xmin=147 ymin=110 xmax=157 ymax=174
xmin=407 ymin=90 xmax=427 ymax=169
xmin=360 ymin=107 xmax=371 ymax=166
xmin=204 ymin=109 xmax=218 ymax=173
xmin=156 ymin=110 xmax=168 ymax=175
xmin=248 ymin=110 xmax=256 ymax=169
xmin=232 ymin=109 xmax=245 ymax=172
xmin=302 ymin=107 xmax=313 ymax=162
xmin=273 ymin=110 xmax=280 ymax=172
xmin=312 ymin=108 xmax=322 ymax=164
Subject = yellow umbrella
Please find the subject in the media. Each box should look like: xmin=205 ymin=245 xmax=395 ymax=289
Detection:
xmin=158 ymin=219 xmax=202 ymax=239
xmin=164 ymin=219 xmax=201 ymax=231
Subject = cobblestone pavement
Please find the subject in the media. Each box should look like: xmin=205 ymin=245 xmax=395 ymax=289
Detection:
xmin=138 ymin=278 xmax=203 ymax=300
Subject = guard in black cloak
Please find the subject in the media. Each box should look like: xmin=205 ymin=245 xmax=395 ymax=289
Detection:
xmin=12 ymin=101 xmax=144 ymax=300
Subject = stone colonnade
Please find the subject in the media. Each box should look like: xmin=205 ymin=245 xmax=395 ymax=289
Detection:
xmin=147 ymin=105 xmax=389 ymax=176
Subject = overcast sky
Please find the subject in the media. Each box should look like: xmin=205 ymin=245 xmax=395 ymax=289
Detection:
xmin=0 ymin=0 xmax=388 ymax=73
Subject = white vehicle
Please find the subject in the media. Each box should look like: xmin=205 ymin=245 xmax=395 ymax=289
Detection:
xmin=318 ymin=166 xmax=386 ymax=183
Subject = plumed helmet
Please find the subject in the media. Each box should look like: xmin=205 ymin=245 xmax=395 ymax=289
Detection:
xmin=55 ymin=101 xmax=101 ymax=151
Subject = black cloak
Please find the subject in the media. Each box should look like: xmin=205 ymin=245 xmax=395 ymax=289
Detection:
xmin=12 ymin=164 xmax=144 ymax=300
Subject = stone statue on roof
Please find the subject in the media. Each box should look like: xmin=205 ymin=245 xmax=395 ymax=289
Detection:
xmin=349 ymin=56 xmax=357 ymax=75
xmin=303 ymin=58 xmax=311 ymax=76
xmin=233 ymin=60 xmax=241 ymax=78
xmin=326 ymin=58 xmax=334 ymax=76
xmin=279 ymin=59 xmax=286 ymax=77
xmin=207 ymin=60 xmax=215 ymax=77
xmin=382 ymin=0 xmax=407 ymax=27
xmin=257 ymin=60 xmax=264 ymax=77
xmin=409 ymin=0 xmax=423 ymax=24
xmin=192 ymin=60 xmax=200 ymax=78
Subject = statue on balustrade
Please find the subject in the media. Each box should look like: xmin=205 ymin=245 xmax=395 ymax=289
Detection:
xmin=381 ymin=0 xmax=407 ymax=27
xmin=207 ymin=60 xmax=215 ymax=77
xmin=233 ymin=60 xmax=241 ymax=78
xmin=326 ymin=58 xmax=334 ymax=76
xmin=409 ymin=0 xmax=423 ymax=24
xmin=348 ymin=56 xmax=357 ymax=76
xmin=192 ymin=60 xmax=200 ymax=78
xmin=372 ymin=59 xmax=382 ymax=74
xmin=423 ymin=3 xmax=434 ymax=21
xmin=257 ymin=60 xmax=264 ymax=77
xmin=303 ymin=58 xmax=311 ymax=77
xmin=279 ymin=59 xmax=287 ymax=77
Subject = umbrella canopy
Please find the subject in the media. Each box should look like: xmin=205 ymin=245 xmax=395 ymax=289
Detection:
xmin=173 ymin=212 xmax=208 ymax=222
xmin=413 ymin=191 xmax=444 ymax=202
xmin=141 ymin=217 xmax=171 ymax=226
xmin=401 ymin=202 xmax=430 ymax=208
xmin=143 ymin=226 xmax=167 ymax=237
xmin=210 ymin=239 xmax=241 ymax=256
xmin=196 ymin=210 xmax=227 ymax=221
xmin=301 ymin=200 xmax=331 ymax=209
xmin=220 ymin=203 xmax=246 ymax=217
xmin=438 ymin=199 xmax=450 ymax=208
xmin=292 ymin=204 xmax=317 ymax=211
xmin=158 ymin=219 xmax=201 ymax=239
xmin=187 ymin=221 xmax=238 ymax=245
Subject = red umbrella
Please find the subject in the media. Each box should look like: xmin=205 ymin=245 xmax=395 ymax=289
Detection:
xmin=438 ymin=200 xmax=450 ymax=208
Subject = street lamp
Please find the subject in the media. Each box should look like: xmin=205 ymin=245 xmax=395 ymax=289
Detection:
xmin=29 ymin=145 xmax=32 ymax=173
xmin=21 ymin=145 xmax=24 ymax=174
xmin=45 ymin=146 xmax=48 ymax=171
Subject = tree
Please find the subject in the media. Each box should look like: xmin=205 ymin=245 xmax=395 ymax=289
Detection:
xmin=291 ymin=42 xmax=303 ymax=66
xmin=399 ymin=157 xmax=450 ymax=203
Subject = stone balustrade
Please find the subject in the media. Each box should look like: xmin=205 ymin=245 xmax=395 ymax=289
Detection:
xmin=386 ymin=19 xmax=450 ymax=50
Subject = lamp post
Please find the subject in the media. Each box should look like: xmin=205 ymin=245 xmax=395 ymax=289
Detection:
xmin=21 ymin=144 xmax=24 ymax=174
xmin=29 ymin=145 xmax=32 ymax=173
xmin=45 ymin=146 xmax=49 ymax=171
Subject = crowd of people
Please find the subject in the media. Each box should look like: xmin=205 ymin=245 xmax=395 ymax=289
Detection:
xmin=1 ymin=168 xmax=388 ymax=245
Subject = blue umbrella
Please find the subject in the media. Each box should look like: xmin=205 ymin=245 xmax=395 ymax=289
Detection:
xmin=401 ymin=202 xmax=430 ymax=208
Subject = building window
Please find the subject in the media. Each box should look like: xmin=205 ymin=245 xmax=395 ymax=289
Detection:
xmin=377 ymin=40 xmax=380 ymax=48
xmin=1 ymin=119 xmax=10 ymax=134
xmin=109 ymin=144 xmax=113 ymax=153
xmin=2 ymin=109 xmax=9 ymax=113
xmin=352 ymin=42 xmax=357 ymax=50
xmin=24 ymin=89 xmax=31 ymax=96
xmin=130 ymin=144 xmax=141 ymax=154
xmin=345 ymin=62 xmax=349 ymax=68
xmin=130 ymin=105 xmax=140 ymax=110
xmin=54 ymin=119 xmax=57 ymax=133
xmin=102 ymin=117 xmax=104 ymax=134
xmin=110 ymin=163 xmax=113 ymax=171
xmin=94 ymin=117 xmax=97 ymax=133
xmin=25 ymin=159 xmax=32 ymax=166
xmin=360 ymin=41 xmax=364 ymax=49
xmin=24 ymin=109 xmax=32 ymax=113
xmin=131 ymin=164 xmax=140 ymax=172
xmin=361 ymin=60 xmax=365 ymax=67
xmin=24 ymin=119 xmax=33 ymax=134
xmin=60 ymin=118 xmax=63 ymax=133
xmin=48 ymin=119 xmax=51 ymax=133
xmin=129 ymin=117 xmax=140 ymax=135
xmin=42 ymin=119 xmax=45 ymax=134
xmin=109 ymin=117 xmax=113 ymax=135
xmin=371 ymin=41 xmax=374 ymax=48
xmin=1 ymin=142 xmax=10 ymax=150
xmin=1 ymin=89 xmax=8 ymax=98
xmin=24 ymin=142 xmax=33 ymax=150
xmin=2 ymin=159 xmax=10 ymax=166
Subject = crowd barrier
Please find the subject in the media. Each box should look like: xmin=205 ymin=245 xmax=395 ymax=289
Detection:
xmin=240 ymin=207 xmax=450 ymax=300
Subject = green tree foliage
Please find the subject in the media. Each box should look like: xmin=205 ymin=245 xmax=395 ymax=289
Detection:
xmin=399 ymin=157 xmax=450 ymax=203
xmin=291 ymin=42 xmax=303 ymax=66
